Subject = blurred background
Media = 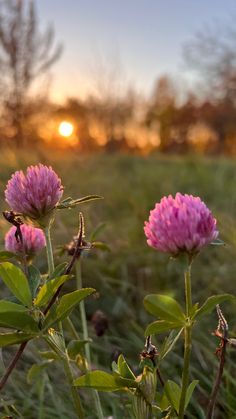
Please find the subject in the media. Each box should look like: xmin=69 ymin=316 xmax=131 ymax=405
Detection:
xmin=1 ymin=0 xmax=236 ymax=154
xmin=1 ymin=1 xmax=236 ymax=418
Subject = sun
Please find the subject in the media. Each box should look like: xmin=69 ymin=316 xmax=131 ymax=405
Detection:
xmin=58 ymin=121 xmax=74 ymax=137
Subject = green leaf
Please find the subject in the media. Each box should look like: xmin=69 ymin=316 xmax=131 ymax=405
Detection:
xmin=27 ymin=362 xmax=51 ymax=384
xmin=139 ymin=357 xmax=156 ymax=371
xmin=189 ymin=302 xmax=199 ymax=318
xmin=90 ymin=222 xmax=106 ymax=241
xmin=39 ymin=351 xmax=60 ymax=360
xmin=159 ymin=328 xmax=184 ymax=361
xmin=111 ymin=361 xmax=119 ymax=374
xmin=211 ymin=238 xmax=225 ymax=246
xmin=156 ymin=391 xmax=171 ymax=412
xmin=145 ymin=320 xmax=184 ymax=336
xmin=194 ymin=294 xmax=235 ymax=320
xmin=164 ymin=380 xmax=181 ymax=413
xmin=67 ymin=339 xmax=92 ymax=359
xmin=110 ymin=373 xmax=137 ymax=389
xmin=44 ymin=329 xmax=65 ymax=354
xmin=66 ymin=195 xmax=103 ymax=205
xmin=43 ymin=288 xmax=95 ymax=328
xmin=59 ymin=196 xmax=73 ymax=204
xmin=117 ymin=354 xmax=136 ymax=379
xmin=144 ymin=294 xmax=185 ymax=322
xmin=151 ymin=405 xmax=162 ymax=414
xmin=0 ymin=262 xmax=32 ymax=307
xmin=74 ymin=371 xmax=123 ymax=391
xmin=160 ymin=379 xmax=198 ymax=414
xmin=5 ymin=295 xmax=21 ymax=304
xmin=28 ymin=265 xmax=41 ymax=298
xmin=92 ymin=242 xmax=111 ymax=252
xmin=49 ymin=262 xmax=68 ymax=279
xmin=74 ymin=371 xmax=137 ymax=392
xmin=0 ymin=332 xmax=35 ymax=347
xmin=0 ymin=300 xmax=39 ymax=332
xmin=0 ymin=300 xmax=28 ymax=312
xmin=0 ymin=251 xmax=16 ymax=261
xmin=0 ymin=311 xmax=39 ymax=332
xmin=185 ymin=380 xmax=199 ymax=409
xmin=57 ymin=195 xmax=103 ymax=209
xmin=34 ymin=275 xmax=70 ymax=307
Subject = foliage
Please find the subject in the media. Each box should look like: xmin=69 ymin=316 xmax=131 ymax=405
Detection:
xmin=0 ymin=152 xmax=236 ymax=417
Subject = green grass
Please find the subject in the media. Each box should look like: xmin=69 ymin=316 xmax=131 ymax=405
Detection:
xmin=0 ymin=148 xmax=236 ymax=417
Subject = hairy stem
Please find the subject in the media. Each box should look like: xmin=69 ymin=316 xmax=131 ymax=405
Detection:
xmin=45 ymin=225 xmax=85 ymax=418
xmin=62 ymin=354 xmax=85 ymax=419
xmin=179 ymin=264 xmax=192 ymax=419
xmin=184 ymin=264 xmax=192 ymax=318
xmin=0 ymin=341 xmax=28 ymax=390
xmin=156 ymin=367 xmax=165 ymax=387
xmin=76 ymin=262 xmax=104 ymax=419
xmin=66 ymin=317 xmax=81 ymax=340
xmin=76 ymin=263 xmax=90 ymax=362
xmin=44 ymin=226 xmax=55 ymax=277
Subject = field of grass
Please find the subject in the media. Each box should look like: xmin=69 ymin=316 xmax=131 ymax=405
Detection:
xmin=0 ymin=149 xmax=236 ymax=418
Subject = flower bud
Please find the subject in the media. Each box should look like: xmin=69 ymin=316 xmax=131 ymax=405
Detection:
xmin=5 ymin=224 xmax=46 ymax=259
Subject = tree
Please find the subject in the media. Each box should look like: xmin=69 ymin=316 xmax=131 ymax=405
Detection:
xmin=183 ymin=22 xmax=236 ymax=104
xmin=0 ymin=0 xmax=62 ymax=146
xmin=146 ymin=76 xmax=178 ymax=151
xmin=183 ymin=22 xmax=236 ymax=152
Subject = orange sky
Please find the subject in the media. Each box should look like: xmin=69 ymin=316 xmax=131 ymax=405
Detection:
xmin=37 ymin=0 xmax=236 ymax=103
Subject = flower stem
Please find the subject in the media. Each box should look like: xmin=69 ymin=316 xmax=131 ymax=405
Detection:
xmin=184 ymin=264 xmax=192 ymax=318
xmin=76 ymin=263 xmax=90 ymax=362
xmin=179 ymin=263 xmax=192 ymax=418
xmin=44 ymin=226 xmax=85 ymax=418
xmin=44 ymin=226 xmax=55 ymax=277
xmin=62 ymin=355 xmax=85 ymax=419
xmin=76 ymin=262 xmax=104 ymax=419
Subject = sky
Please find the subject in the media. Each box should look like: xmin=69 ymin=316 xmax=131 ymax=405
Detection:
xmin=37 ymin=0 xmax=236 ymax=103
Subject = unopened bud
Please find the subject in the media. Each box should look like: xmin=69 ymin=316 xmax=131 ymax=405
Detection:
xmin=91 ymin=310 xmax=109 ymax=336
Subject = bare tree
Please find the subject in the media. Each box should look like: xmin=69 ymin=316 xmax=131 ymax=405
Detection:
xmin=183 ymin=21 xmax=236 ymax=104
xmin=0 ymin=0 xmax=62 ymax=146
xmin=83 ymin=54 xmax=138 ymax=149
xmin=183 ymin=21 xmax=236 ymax=151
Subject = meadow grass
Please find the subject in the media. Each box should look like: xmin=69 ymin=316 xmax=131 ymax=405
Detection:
xmin=0 ymin=149 xmax=236 ymax=417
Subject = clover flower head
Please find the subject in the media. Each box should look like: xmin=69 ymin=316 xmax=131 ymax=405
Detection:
xmin=5 ymin=164 xmax=63 ymax=226
xmin=5 ymin=224 xmax=46 ymax=257
xmin=144 ymin=193 xmax=218 ymax=255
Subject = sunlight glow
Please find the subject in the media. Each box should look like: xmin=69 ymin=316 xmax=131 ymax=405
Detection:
xmin=58 ymin=121 xmax=74 ymax=137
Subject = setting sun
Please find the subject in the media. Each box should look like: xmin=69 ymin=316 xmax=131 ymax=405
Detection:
xmin=58 ymin=121 xmax=74 ymax=137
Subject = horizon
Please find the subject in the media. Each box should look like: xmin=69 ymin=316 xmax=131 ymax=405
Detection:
xmin=38 ymin=0 xmax=236 ymax=104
